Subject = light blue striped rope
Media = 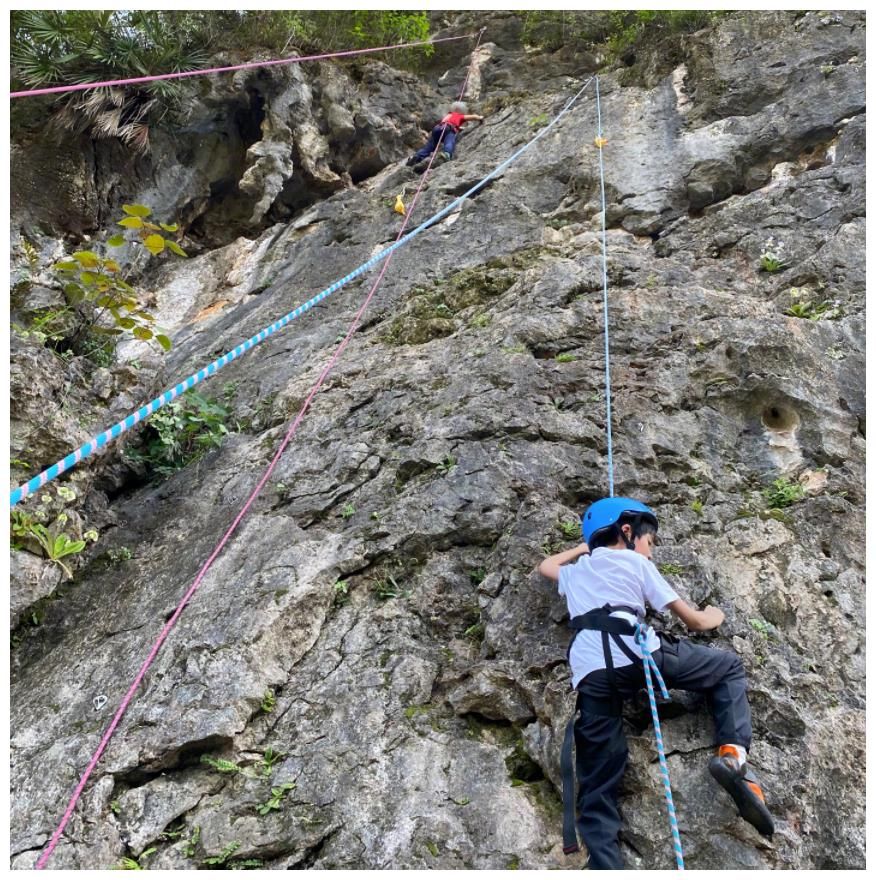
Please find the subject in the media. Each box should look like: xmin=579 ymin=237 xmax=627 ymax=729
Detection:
xmin=11 ymin=75 xmax=596 ymax=508
xmin=635 ymin=623 xmax=685 ymax=869
xmin=594 ymin=75 xmax=614 ymax=498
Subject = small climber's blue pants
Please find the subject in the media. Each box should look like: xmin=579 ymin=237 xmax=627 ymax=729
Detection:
xmin=575 ymin=638 xmax=752 ymax=869
xmin=414 ymin=124 xmax=458 ymax=161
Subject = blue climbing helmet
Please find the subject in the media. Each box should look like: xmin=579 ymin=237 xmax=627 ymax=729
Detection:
xmin=581 ymin=496 xmax=658 ymax=545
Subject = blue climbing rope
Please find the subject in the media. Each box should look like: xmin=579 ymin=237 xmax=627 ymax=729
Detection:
xmin=635 ymin=623 xmax=685 ymax=869
xmin=11 ymin=74 xmax=596 ymax=508
xmin=594 ymin=75 xmax=614 ymax=498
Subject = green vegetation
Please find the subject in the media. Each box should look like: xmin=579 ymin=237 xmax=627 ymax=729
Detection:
xmin=116 ymin=848 xmax=156 ymax=870
xmin=520 ymin=10 xmax=721 ymax=57
xmin=260 ymin=689 xmax=276 ymax=713
xmin=555 ymin=352 xmax=577 ymax=363
xmin=258 ymin=747 xmax=284 ymax=778
xmin=763 ymin=477 xmax=805 ymax=509
xmin=200 ymin=754 xmax=240 ymax=774
xmin=784 ymin=287 xmax=842 ymax=321
xmin=404 ymin=704 xmax=431 ymax=720
xmin=658 ymin=563 xmax=685 ymax=576
xmin=340 ymin=503 xmax=356 ymax=519
xmin=759 ymin=237 xmax=786 ymax=273
xmin=464 ymin=621 xmax=485 ymax=642
xmin=333 ymin=579 xmax=350 ymax=607
xmin=691 ymin=499 xmax=704 ymax=514
xmin=124 ymin=390 xmax=231 ymax=476
xmin=256 ymin=782 xmax=295 ymax=815
xmin=13 ymin=205 xmax=181 ymax=376
xmin=202 ymin=841 xmax=241 ymax=867
xmin=468 ymin=567 xmax=486 ymax=586
xmin=558 ymin=519 xmax=580 ymax=540
xmin=12 ymin=12 xmax=432 ymax=148
xmin=436 ymin=455 xmax=457 ymax=476
xmin=748 ymin=618 xmax=774 ymax=637
xmin=372 ymin=574 xmax=409 ymax=601
xmin=107 ymin=546 xmax=133 ymax=565
xmin=10 ymin=508 xmax=96 ymax=579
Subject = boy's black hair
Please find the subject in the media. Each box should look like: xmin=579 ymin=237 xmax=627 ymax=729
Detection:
xmin=589 ymin=513 xmax=657 ymax=550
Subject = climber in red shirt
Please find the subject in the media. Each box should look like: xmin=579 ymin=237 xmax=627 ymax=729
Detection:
xmin=406 ymin=101 xmax=484 ymax=167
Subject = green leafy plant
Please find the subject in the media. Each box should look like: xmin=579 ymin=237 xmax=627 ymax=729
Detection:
xmin=256 ymin=782 xmax=295 ymax=815
xmin=558 ymin=519 xmax=580 ymax=540
xmin=107 ymin=546 xmax=133 ymax=564
xmin=528 ymin=113 xmax=549 ymax=128
xmin=372 ymin=574 xmax=409 ymax=601
xmin=340 ymin=503 xmax=356 ymax=520
xmin=51 ymin=204 xmax=181 ymax=358
xmin=763 ymin=477 xmax=805 ymax=508
xmin=469 ymin=313 xmax=491 ymax=328
xmin=436 ymin=455 xmax=457 ymax=476
xmin=691 ymin=499 xmax=703 ymax=514
xmin=748 ymin=618 xmax=774 ymax=638
xmin=116 ymin=848 xmax=156 ymax=870
xmin=259 ymin=747 xmax=284 ymax=778
xmin=555 ymin=352 xmax=576 ymax=363
xmin=468 ymin=568 xmax=486 ymax=586
xmin=125 ymin=390 xmax=231 ymax=476
xmin=110 ymin=800 xmax=121 ymax=815
xmin=200 ymin=754 xmax=240 ymax=774
xmin=260 ymin=689 xmax=276 ymax=713
xmin=464 ymin=621 xmax=486 ymax=642
xmin=784 ymin=287 xmax=842 ymax=321
xmin=333 ymin=579 xmax=350 ymax=606
xmin=759 ymin=237 xmax=787 ymax=273
xmin=183 ymin=825 xmax=201 ymax=858
xmin=202 ymin=841 xmax=241 ymax=866
xmin=11 ymin=510 xmax=86 ymax=578
xmin=658 ymin=563 xmax=685 ymax=576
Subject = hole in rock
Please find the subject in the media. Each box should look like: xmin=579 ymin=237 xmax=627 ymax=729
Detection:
xmin=761 ymin=404 xmax=800 ymax=433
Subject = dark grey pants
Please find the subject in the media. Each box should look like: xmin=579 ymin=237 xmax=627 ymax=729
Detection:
xmin=575 ymin=636 xmax=752 ymax=869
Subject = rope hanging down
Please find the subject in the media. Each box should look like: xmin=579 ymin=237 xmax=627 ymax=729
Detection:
xmin=10 ymin=33 xmax=476 ymax=98
xmin=635 ymin=625 xmax=685 ymax=869
xmin=593 ymin=77 xmax=684 ymax=869
xmin=594 ymin=76 xmax=615 ymax=498
xmin=11 ymin=72 xmax=595 ymax=508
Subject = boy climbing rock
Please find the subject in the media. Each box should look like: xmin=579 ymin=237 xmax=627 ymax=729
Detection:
xmin=406 ymin=101 xmax=484 ymax=170
xmin=538 ymin=497 xmax=774 ymax=869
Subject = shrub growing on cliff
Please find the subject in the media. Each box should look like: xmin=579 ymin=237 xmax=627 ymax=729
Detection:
xmin=45 ymin=203 xmax=182 ymax=364
xmin=520 ymin=11 xmax=721 ymax=56
xmin=124 ymin=390 xmax=231 ymax=477
xmin=11 ymin=11 xmax=209 ymax=149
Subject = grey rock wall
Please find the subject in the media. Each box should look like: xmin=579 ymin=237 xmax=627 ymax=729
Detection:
xmin=10 ymin=11 xmax=865 ymax=870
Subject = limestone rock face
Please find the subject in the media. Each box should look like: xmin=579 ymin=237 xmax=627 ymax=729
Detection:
xmin=10 ymin=11 xmax=865 ymax=871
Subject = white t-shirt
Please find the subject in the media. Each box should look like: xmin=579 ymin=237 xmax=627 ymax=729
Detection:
xmin=558 ymin=547 xmax=680 ymax=687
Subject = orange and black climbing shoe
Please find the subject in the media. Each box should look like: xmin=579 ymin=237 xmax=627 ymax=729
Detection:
xmin=709 ymin=746 xmax=775 ymax=837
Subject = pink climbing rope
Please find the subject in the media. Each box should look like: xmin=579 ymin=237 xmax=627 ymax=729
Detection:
xmin=34 ymin=27 xmax=484 ymax=869
xmin=11 ymin=33 xmax=476 ymax=99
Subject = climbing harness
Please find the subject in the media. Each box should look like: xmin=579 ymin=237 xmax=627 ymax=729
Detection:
xmin=34 ymin=29 xmax=496 ymax=869
xmin=562 ymin=76 xmax=685 ymax=868
xmin=12 ymin=69 xmax=594 ymax=508
xmin=10 ymin=33 xmax=478 ymax=99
